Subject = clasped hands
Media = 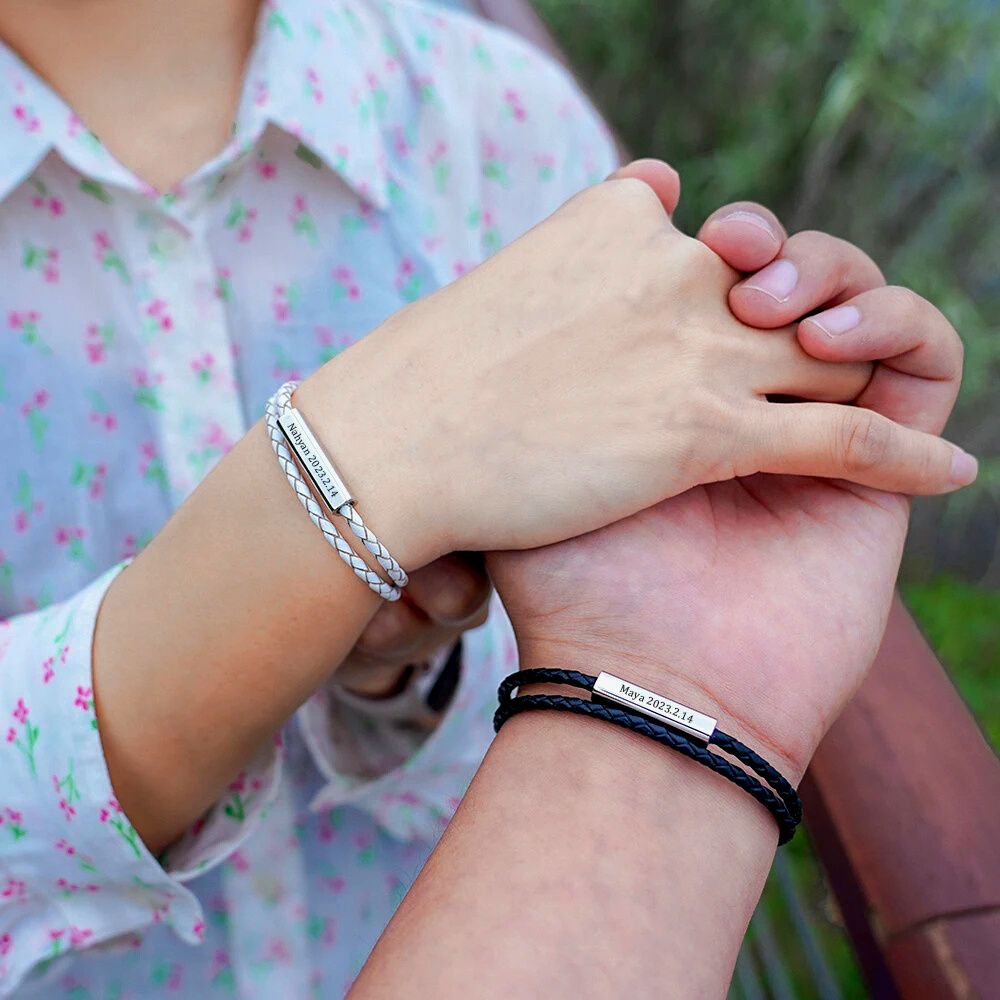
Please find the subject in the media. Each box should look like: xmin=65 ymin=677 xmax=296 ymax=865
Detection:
xmin=328 ymin=159 xmax=971 ymax=779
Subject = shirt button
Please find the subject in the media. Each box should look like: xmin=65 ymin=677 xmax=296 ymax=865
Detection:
xmin=153 ymin=226 xmax=187 ymax=260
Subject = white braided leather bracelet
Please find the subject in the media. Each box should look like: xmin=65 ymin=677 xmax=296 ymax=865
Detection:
xmin=265 ymin=381 xmax=408 ymax=601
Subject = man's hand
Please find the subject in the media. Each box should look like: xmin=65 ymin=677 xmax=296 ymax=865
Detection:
xmin=336 ymin=171 xmax=970 ymax=700
xmin=487 ymin=201 xmax=968 ymax=780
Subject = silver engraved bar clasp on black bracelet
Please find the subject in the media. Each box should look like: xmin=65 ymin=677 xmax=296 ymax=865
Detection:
xmin=591 ymin=671 xmax=717 ymax=744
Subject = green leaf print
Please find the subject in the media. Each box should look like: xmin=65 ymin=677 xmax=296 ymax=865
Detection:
xmin=267 ymin=9 xmax=293 ymax=38
xmin=294 ymin=142 xmax=323 ymax=170
xmin=27 ymin=409 xmax=49 ymax=450
xmin=79 ymin=178 xmax=112 ymax=203
xmin=223 ymin=792 xmax=246 ymax=822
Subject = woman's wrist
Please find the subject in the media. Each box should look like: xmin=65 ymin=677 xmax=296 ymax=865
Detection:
xmin=296 ymin=321 xmax=456 ymax=573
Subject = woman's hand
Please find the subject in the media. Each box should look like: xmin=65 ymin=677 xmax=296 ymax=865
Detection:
xmin=487 ymin=242 xmax=967 ymax=780
xmin=297 ymin=161 xmax=972 ymax=573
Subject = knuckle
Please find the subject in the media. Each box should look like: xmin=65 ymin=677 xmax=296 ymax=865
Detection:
xmin=839 ymin=409 xmax=892 ymax=473
xmin=604 ymin=176 xmax=663 ymax=216
xmin=429 ymin=577 xmax=492 ymax=625
xmin=355 ymin=609 xmax=415 ymax=658
xmin=882 ymin=284 xmax=923 ymax=323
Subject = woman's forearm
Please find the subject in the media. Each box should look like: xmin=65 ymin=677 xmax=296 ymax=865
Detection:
xmin=351 ymin=698 xmax=785 ymax=999
xmin=93 ymin=399 xmax=397 ymax=853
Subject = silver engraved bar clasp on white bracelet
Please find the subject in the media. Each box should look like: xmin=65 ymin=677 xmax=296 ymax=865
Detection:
xmin=592 ymin=671 xmax=717 ymax=744
xmin=276 ymin=406 xmax=354 ymax=512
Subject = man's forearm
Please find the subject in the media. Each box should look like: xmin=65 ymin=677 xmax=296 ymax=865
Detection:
xmin=351 ymin=699 xmax=785 ymax=999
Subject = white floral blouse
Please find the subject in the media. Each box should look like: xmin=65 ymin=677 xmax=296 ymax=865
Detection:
xmin=0 ymin=0 xmax=616 ymax=995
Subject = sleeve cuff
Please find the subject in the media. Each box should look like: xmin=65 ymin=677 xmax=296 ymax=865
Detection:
xmin=0 ymin=562 xmax=281 ymax=994
xmin=298 ymin=600 xmax=514 ymax=843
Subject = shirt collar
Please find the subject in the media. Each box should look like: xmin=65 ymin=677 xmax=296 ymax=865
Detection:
xmin=0 ymin=0 xmax=389 ymax=209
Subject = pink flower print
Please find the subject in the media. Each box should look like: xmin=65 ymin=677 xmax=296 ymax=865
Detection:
xmin=1 ymin=878 xmax=25 ymax=899
xmin=69 ymin=927 xmax=93 ymax=949
xmin=428 ymin=140 xmax=450 ymax=193
xmin=205 ymin=421 xmax=232 ymax=453
xmin=193 ymin=920 xmax=206 ymax=941
xmin=8 ymin=309 xmax=47 ymax=352
xmin=304 ymin=66 xmax=324 ymax=103
xmin=8 ymin=698 xmax=39 ymax=776
xmin=120 ymin=532 xmax=151 ymax=560
xmin=223 ymin=772 xmax=248 ymax=822
xmin=324 ymin=873 xmax=347 ymax=896
xmin=30 ymin=193 xmax=64 ymax=216
xmin=504 ymin=88 xmax=527 ymax=122
xmin=139 ymin=440 xmax=168 ymax=490
xmin=87 ymin=391 xmax=118 ymax=431
xmin=330 ymin=265 xmax=361 ymax=302
xmin=188 ymin=421 xmax=234 ymax=479
xmin=255 ymin=158 xmax=277 ymax=180
xmin=12 ymin=101 xmax=41 ymax=133
xmin=0 ymin=933 xmax=11 ymax=957
xmin=42 ymin=655 xmax=55 ymax=683
xmin=21 ymin=243 xmax=60 ymax=282
xmin=481 ymin=137 xmax=511 ymax=187
xmin=339 ymin=197 xmax=380 ymax=234
xmin=467 ymin=204 xmax=500 ymax=255
xmin=536 ymin=152 xmax=556 ymax=181
xmin=132 ymin=367 xmax=164 ymax=410
xmin=92 ymin=231 xmax=130 ymax=283
xmin=191 ymin=352 xmax=215 ymax=385
xmin=360 ymin=69 xmax=388 ymax=121
xmin=289 ymin=194 xmax=318 ymax=244
xmin=71 ymin=460 xmax=108 ymax=498
xmin=55 ymin=525 xmax=95 ymax=571
xmin=215 ymin=265 xmax=233 ymax=302
xmin=393 ymin=123 xmax=412 ymax=158
xmin=314 ymin=325 xmax=353 ymax=365
xmin=271 ymin=344 xmax=303 ymax=382
xmin=272 ymin=283 xmax=301 ymax=323
xmin=394 ymin=257 xmax=422 ymax=302
xmin=74 ymin=686 xmax=93 ymax=712
xmin=100 ymin=797 xmax=141 ymax=858
xmin=229 ymin=850 xmax=250 ymax=873
xmin=84 ymin=321 xmax=115 ymax=363
xmin=225 ymin=199 xmax=257 ymax=242
xmin=143 ymin=298 xmax=173 ymax=336
xmin=14 ymin=471 xmax=43 ymax=533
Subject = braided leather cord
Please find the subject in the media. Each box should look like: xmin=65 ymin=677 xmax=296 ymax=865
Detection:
xmin=495 ymin=668 xmax=801 ymax=844
xmin=265 ymin=392 xmax=401 ymax=601
xmin=275 ymin=382 xmax=408 ymax=589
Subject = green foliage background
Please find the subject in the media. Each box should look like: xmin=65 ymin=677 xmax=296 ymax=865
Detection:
xmin=536 ymin=0 xmax=1000 ymax=749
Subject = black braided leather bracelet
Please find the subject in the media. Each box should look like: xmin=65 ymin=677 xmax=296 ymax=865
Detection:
xmin=494 ymin=668 xmax=802 ymax=844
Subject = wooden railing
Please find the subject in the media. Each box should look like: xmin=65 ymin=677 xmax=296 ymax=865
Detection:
xmin=468 ymin=2 xmax=1000 ymax=995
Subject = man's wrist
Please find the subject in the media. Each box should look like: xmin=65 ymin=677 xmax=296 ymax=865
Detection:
xmin=514 ymin=639 xmax=814 ymax=785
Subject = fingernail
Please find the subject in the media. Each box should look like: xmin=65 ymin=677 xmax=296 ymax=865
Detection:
xmin=715 ymin=209 xmax=780 ymax=242
xmin=743 ymin=259 xmax=798 ymax=302
xmin=949 ymin=448 xmax=979 ymax=486
xmin=808 ymin=304 xmax=861 ymax=337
